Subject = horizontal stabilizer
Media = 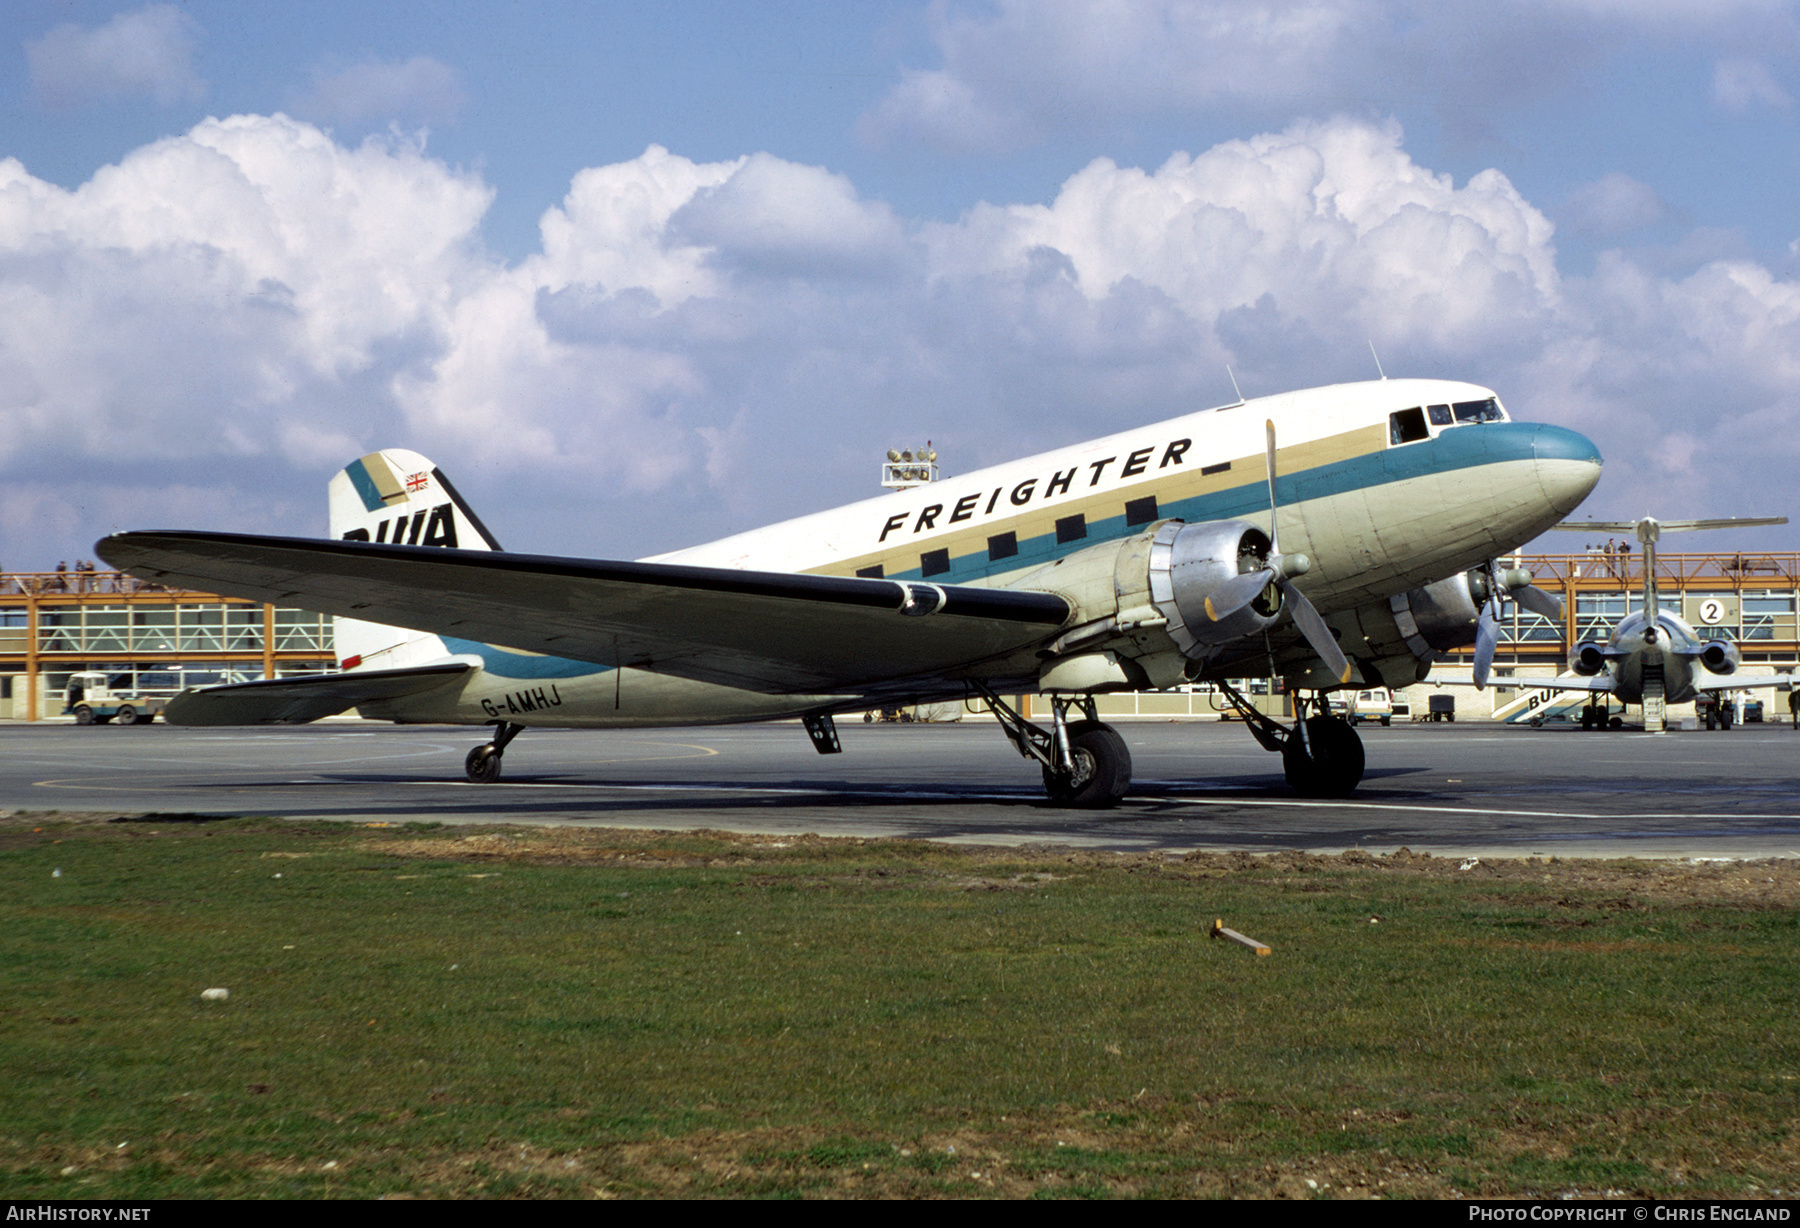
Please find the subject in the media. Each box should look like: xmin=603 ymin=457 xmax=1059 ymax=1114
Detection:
xmin=164 ymin=663 xmax=472 ymax=725
xmin=96 ymin=532 xmax=1072 ymax=695
xmin=1428 ymin=671 xmax=1615 ymax=693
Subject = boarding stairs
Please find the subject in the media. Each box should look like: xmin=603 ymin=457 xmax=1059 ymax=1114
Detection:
xmin=1641 ymin=661 xmax=1666 ymax=733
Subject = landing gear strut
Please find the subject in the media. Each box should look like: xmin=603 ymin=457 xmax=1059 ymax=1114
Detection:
xmin=973 ymin=684 xmax=1132 ymax=808
xmin=1218 ymin=680 xmax=1364 ymax=798
xmin=1579 ymin=701 xmax=1619 ymax=731
xmin=465 ymin=721 xmax=524 ymax=783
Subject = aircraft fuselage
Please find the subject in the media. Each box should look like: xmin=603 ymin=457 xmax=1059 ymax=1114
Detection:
xmin=353 ymin=377 xmax=1603 ymax=728
xmin=1599 ymin=610 xmax=1709 ymax=707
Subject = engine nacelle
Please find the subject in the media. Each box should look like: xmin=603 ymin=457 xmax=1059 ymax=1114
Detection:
xmin=1147 ymin=519 xmax=1281 ymax=659
xmin=1571 ymin=641 xmax=1608 ymax=676
xmin=1402 ymin=572 xmax=1486 ymax=651
xmin=1699 ymin=640 xmax=1740 ymax=675
xmin=1356 ymin=570 xmax=1493 ymax=685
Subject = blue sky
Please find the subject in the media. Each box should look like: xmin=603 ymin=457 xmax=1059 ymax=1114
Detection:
xmin=3 ymin=1 xmax=1799 ymax=568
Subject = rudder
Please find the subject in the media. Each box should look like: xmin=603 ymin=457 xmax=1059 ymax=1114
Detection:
xmin=327 ymin=449 xmax=501 ymax=672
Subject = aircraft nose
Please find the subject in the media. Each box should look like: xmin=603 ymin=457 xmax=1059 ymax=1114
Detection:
xmin=1530 ymin=423 xmax=1603 ymax=516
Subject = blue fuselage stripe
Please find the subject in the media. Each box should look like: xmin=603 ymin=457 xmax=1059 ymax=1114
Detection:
xmin=886 ymin=422 xmax=1587 ymax=584
xmin=443 ymin=421 xmax=1596 ymax=678
xmin=442 ymin=636 xmax=615 ymax=679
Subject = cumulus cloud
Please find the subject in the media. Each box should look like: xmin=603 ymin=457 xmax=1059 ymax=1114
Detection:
xmin=294 ymin=55 xmax=467 ymax=127
xmin=1712 ymin=57 xmax=1792 ymax=111
xmin=5 ymin=112 xmax=1800 ymax=567
xmin=26 ymin=3 xmax=204 ymax=110
xmin=0 ymin=114 xmax=492 ymax=552
xmin=1566 ymin=172 xmax=1666 ymax=235
xmin=670 ymin=154 xmax=905 ymax=278
xmin=922 ymin=120 xmax=1559 ymax=365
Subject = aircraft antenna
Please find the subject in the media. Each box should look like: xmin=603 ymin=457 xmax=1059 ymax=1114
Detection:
xmin=1368 ymin=341 xmax=1387 ymax=380
xmin=1226 ymin=367 xmax=1245 ymax=406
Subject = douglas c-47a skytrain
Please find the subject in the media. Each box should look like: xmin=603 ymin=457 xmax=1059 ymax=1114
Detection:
xmin=97 ymin=378 xmax=1602 ymax=807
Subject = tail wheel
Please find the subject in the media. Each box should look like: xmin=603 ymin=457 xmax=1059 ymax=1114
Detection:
xmin=1282 ymin=716 xmax=1364 ymax=798
xmin=465 ymin=745 xmax=503 ymax=784
xmin=1042 ymin=720 xmax=1132 ymax=809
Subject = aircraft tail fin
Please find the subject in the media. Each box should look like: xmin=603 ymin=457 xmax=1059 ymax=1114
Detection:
xmin=326 ymin=449 xmax=500 ymax=671
xmin=328 ymin=449 xmax=502 ymax=551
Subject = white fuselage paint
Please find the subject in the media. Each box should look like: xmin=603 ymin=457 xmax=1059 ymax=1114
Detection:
xmin=357 ymin=378 xmax=1602 ymax=729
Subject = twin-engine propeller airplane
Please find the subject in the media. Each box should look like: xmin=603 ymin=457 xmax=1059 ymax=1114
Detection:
xmin=1475 ymin=515 xmax=1789 ymax=732
xmin=96 ymin=378 xmax=1602 ymax=806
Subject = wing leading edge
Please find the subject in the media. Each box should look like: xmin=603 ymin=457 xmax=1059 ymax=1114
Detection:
xmin=97 ymin=532 xmax=1072 ymax=695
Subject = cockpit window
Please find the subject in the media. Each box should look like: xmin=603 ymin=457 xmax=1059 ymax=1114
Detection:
xmin=1427 ymin=403 xmax=1453 ymax=426
xmin=1453 ymin=398 xmax=1505 ymax=423
xmin=1388 ymin=407 xmax=1429 ymax=445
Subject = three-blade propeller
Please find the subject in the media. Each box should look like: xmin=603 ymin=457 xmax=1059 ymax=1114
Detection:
xmin=1198 ymin=420 xmax=1353 ymax=685
xmin=1472 ymin=561 xmax=1563 ymax=688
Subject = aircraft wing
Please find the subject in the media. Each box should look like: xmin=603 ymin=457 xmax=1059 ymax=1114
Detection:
xmin=97 ymin=532 xmax=1072 ymax=695
xmin=163 ymin=663 xmax=472 ymax=725
xmin=1693 ymin=672 xmax=1792 ymax=692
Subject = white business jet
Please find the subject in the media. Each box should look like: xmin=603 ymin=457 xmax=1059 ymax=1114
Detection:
xmin=97 ymin=378 xmax=1601 ymax=806
xmin=1471 ymin=515 xmax=1788 ymax=732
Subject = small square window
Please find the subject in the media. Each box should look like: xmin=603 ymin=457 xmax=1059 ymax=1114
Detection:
xmin=988 ymin=532 xmax=1017 ymax=561
xmin=855 ymin=564 xmax=884 ymax=579
xmin=1056 ymin=514 xmax=1087 ymax=544
xmin=920 ymin=549 xmax=950 ymax=577
xmin=1389 ymin=407 xmax=1428 ymax=445
xmin=1125 ymin=496 xmax=1158 ymax=526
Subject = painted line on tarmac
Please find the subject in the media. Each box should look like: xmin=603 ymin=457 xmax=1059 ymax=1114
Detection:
xmin=400 ymin=779 xmax=1038 ymax=802
xmin=1132 ymin=793 xmax=1800 ymax=822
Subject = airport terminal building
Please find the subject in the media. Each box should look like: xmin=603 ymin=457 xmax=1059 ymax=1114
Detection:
xmin=0 ymin=569 xmax=334 ymax=721
xmin=1 ymin=545 xmax=1795 ymax=723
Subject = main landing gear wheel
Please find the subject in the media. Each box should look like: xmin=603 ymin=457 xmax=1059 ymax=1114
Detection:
xmin=1282 ymin=715 xmax=1364 ymax=798
xmin=1041 ymin=720 xmax=1132 ymax=809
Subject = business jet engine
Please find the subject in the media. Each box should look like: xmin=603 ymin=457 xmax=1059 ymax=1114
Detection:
xmin=1698 ymin=640 xmax=1740 ymax=675
xmin=1571 ymin=641 xmax=1609 ymax=675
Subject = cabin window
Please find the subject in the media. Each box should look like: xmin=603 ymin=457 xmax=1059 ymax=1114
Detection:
xmin=855 ymin=564 xmax=884 ymax=579
xmin=920 ymin=548 xmax=950 ymax=578
xmin=1125 ymin=495 xmax=1158 ymax=526
xmin=1388 ymin=407 xmax=1429 ymax=445
xmin=1453 ymin=398 xmax=1505 ymax=423
xmin=1056 ymin=514 xmax=1087 ymax=544
xmin=1427 ymin=404 xmax=1453 ymax=426
xmin=988 ymin=532 xmax=1018 ymax=561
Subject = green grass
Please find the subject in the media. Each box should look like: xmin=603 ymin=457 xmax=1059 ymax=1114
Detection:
xmin=1 ymin=816 xmax=1797 ymax=1198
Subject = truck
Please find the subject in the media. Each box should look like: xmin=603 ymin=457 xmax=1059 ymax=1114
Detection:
xmin=63 ymin=670 xmax=187 ymax=724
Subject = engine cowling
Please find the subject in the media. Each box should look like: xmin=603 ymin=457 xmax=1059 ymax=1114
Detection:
xmin=1699 ymin=640 xmax=1740 ymax=675
xmin=1571 ymin=641 xmax=1608 ymax=676
xmin=1146 ymin=519 xmax=1283 ymax=658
